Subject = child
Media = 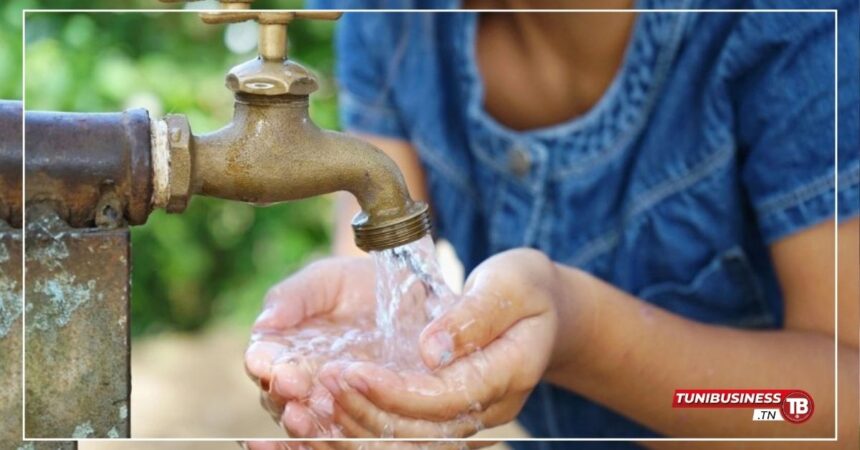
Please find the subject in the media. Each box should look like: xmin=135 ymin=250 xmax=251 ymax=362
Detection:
xmin=248 ymin=1 xmax=859 ymax=447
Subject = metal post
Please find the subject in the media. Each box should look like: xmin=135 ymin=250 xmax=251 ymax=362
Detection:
xmin=24 ymin=206 xmax=131 ymax=439
xmin=1 ymin=100 xmax=77 ymax=448
xmin=23 ymin=109 xmax=146 ymax=439
xmin=0 ymin=224 xmax=23 ymax=444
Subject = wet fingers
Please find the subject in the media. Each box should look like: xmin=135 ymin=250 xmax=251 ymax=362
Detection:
xmin=282 ymin=401 xmax=321 ymax=438
xmin=335 ymin=360 xmax=499 ymax=423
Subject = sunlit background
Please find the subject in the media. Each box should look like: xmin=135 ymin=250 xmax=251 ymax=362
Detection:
xmin=21 ymin=2 xmax=521 ymax=444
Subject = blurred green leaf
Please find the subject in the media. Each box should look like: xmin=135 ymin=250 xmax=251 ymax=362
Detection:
xmin=0 ymin=0 xmax=24 ymax=99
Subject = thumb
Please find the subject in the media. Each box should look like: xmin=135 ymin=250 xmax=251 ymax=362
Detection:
xmin=418 ymin=264 xmax=541 ymax=369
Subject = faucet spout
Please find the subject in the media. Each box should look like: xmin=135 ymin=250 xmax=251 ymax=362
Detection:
xmin=156 ymin=93 xmax=430 ymax=251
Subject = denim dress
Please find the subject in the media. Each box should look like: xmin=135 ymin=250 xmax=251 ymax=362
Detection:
xmin=314 ymin=0 xmax=859 ymax=446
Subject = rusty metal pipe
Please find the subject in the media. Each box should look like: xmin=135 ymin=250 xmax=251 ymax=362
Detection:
xmin=24 ymin=109 xmax=153 ymax=228
xmin=0 ymin=101 xmax=22 ymax=228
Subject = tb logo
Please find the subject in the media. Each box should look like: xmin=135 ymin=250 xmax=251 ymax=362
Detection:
xmin=781 ymin=391 xmax=814 ymax=424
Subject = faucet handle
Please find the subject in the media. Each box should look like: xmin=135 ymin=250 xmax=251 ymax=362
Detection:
xmin=219 ymin=0 xmax=254 ymax=9
xmin=200 ymin=11 xmax=342 ymax=26
xmin=200 ymin=11 xmax=341 ymax=60
xmin=159 ymin=2 xmax=341 ymax=96
xmin=200 ymin=10 xmax=343 ymax=61
xmin=158 ymin=0 xmax=254 ymax=8
xmin=199 ymin=10 xmax=342 ymax=96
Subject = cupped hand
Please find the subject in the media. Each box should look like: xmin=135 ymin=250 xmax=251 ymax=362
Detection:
xmin=313 ymin=248 xmax=563 ymax=439
xmin=243 ymin=439 xmax=496 ymax=450
xmin=244 ymin=256 xmax=381 ymax=436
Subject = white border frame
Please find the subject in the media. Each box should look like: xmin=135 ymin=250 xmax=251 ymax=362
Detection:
xmin=19 ymin=6 xmax=842 ymax=444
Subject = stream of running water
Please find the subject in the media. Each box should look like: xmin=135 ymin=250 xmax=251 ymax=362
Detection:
xmin=371 ymin=234 xmax=456 ymax=370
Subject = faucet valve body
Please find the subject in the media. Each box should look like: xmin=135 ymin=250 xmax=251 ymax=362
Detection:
xmin=152 ymin=93 xmax=431 ymax=252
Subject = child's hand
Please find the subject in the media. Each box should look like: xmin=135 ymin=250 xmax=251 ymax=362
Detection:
xmin=314 ymin=248 xmax=563 ymax=438
xmin=244 ymin=257 xmax=380 ymax=434
xmin=243 ymin=440 xmax=495 ymax=450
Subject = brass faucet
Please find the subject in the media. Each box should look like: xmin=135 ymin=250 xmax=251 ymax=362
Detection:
xmin=151 ymin=11 xmax=430 ymax=251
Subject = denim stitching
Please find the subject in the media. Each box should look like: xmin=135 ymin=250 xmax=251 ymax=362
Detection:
xmin=374 ymin=14 xmax=411 ymax=114
xmin=569 ymin=143 xmax=735 ymax=266
xmin=467 ymin=136 xmax=522 ymax=179
xmin=523 ymin=144 xmax=551 ymax=247
xmin=757 ymin=160 xmax=860 ymax=218
xmin=340 ymin=90 xmax=401 ymax=118
xmin=569 ymin=228 xmax=621 ymax=268
xmin=488 ymin=182 xmax=509 ymax=253
xmin=838 ymin=173 xmax=860 ymax=221
xmin=637 ymin=246 xmax=775 ymax=327
xmin=631 ymin=144 xmax=734 ymax=219
xmin=413 ymin=138 xmax=480 ymax=201
xmin=550 ymin=10 xmax=691 ymax=180
xmin=539 ymin=208 xmax=554 ymax=254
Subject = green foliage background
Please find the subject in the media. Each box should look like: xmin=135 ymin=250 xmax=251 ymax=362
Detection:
xmin=23 ymin=2 xmax=341 ymax=336
xmin=1 ymin=0 xmax=24 ymax=99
